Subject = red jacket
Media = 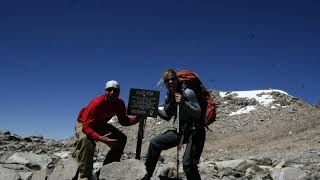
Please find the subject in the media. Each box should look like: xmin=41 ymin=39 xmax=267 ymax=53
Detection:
xmin=77 ymin=94 xmax=138 ymax=141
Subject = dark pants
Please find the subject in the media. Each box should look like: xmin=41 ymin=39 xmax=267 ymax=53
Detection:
xmin=75 ymin=122 xmax=127 ymax=179
xmin=145 ymin=127 xmax=205 ymax=180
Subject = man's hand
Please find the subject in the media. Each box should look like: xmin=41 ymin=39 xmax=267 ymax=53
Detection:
xmin=98 ymin=133 xmax=118 ymax=145
xmin=175 ymin=92 xmax=184 ymax=104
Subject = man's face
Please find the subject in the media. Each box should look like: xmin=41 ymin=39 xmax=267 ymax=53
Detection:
xmin=164 ymin=74 xmax=178 ymax=92
xmin=105 ymin=87 xmax=120 ymax=103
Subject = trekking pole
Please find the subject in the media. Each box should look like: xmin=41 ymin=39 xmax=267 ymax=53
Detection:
xmin=176 ymin=104 xmax=180 ymax=179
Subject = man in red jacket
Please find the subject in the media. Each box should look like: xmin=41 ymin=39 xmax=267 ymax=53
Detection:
xmin=75 ymin=80 xmax=141 ymax=180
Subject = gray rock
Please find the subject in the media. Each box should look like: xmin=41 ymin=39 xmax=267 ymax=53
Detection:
xmin=215 ymin=159 xmax=255 ymax=170
xmin=0 ymin=163 xmax=34 ymax=180
xmin=198 ymin=161 xmax=218 ymax=176
xmin=0 ymin=165 xmax=20 ymax=180
xmin=0 ymin=135 xmax=21 ymax=141
xmin=250 ymin=174 xmax=273 ymax=180
xmin=271 ymin=167 xmax=307 ymax=180
xmin=99 ymin=159 xmax=147 ymax=180
xmin=309 ymin=172 xmax=320 ymax=180
xmin=17 ymin=171 xmax=33 ymax=180
xmin=3 ymin=131 xmax=11 ymax=135
xmin=47 ymin=157 xmax=78 ymax=180
xmin=31 ymin=168 xmax=47 ymax=180
xmin=274 ymin=160 xmax=288 ymax=169
xmin=6 ymin=152 xmax=52 ymax=169
xmin=250 ymin=157 xmax=273 ymax=166
xmin=25 ymin=136 xmax=44 ymax=143
xmin=0 ymin=151 xmax=15 ymax=162
xmin=2 ymin=163 xmax=30 ymax=170
xmin=154 ymin=162 xmax=178 ymax=179
xmin=234 ymin=160 xmax=263 ymax=172
xmin=218 ymin=167 xmax=244 ymax=178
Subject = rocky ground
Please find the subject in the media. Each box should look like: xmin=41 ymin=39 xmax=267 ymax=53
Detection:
xmin=1 ymin=89 xmax=320 ymax=179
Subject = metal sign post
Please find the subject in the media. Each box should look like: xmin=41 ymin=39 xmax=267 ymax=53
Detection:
xmin=135 ymin=117 xmax=146 ymax=159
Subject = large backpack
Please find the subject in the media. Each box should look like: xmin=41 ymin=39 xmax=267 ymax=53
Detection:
xmin=177 ymin=70 xmax=216 ymax=126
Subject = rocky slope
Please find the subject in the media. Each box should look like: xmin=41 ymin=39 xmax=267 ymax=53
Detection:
xmin=1 ymin=89 xmax=320 ymax=179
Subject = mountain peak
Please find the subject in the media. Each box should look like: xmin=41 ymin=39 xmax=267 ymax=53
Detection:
xmin=220 ymin=89 xmax=289 ymax=106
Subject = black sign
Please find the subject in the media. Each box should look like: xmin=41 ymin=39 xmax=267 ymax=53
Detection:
xmin=128 ymin=88 xmax=160 ymax=117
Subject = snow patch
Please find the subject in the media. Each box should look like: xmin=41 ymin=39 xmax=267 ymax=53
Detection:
xmin=230 ymin=106 xmax=256 ymax=116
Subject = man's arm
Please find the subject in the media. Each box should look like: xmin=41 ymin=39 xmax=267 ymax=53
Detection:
xmin=81 ymin=97 xmax=104 ymax=141
xmin=116 ymin=100 xmax=139 ymax=126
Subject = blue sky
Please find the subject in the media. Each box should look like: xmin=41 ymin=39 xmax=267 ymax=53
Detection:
xmin=0 ymin=0 xmax=319 ymax=139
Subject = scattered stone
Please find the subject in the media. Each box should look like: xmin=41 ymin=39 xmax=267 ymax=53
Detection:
xmin=219 ymin=167 xmax=244 ymax=178
xmin=275 ymin=160 xmax=288 ymax=169
xmin=24 ymin=137 xmax=32 ymax=142
xmin=250 ymin=157 xmax=273 ymax=166
xmin=234 ymin=160 xmax=263 ymax=173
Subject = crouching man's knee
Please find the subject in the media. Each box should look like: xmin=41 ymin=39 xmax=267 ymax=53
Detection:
xmin=112 ymin=133 xmax=127 ymax=150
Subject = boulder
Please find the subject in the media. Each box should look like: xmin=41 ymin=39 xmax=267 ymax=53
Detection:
xmin=6 ymin=152 xmax=52 ymax=169
xmin=31 ymin=168 xmax=47 ymax=180
xmin=215 ymin=159 xmax=255 ymax=170
xmin=0 ymin=165 xmax=20 ymax=180
xmin=99 ymin=159 xmax=147 ymax=180
xmin=47 ymin=157 xmax=78 ymax=180
xmin=271 ymin=167 xmax=307 ymax=180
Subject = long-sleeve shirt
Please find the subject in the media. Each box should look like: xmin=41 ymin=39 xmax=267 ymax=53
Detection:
xmin=77 ymin=94 xmax=138 ymax=141
xmin=158 ymin=88 xmax=203 ymax=130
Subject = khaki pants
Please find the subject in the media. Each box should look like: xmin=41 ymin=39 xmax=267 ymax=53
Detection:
xmin=74 ymin=121 xmax=127 ymax=179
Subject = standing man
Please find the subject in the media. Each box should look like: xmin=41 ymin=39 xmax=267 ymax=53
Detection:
xmin=144 ymin=69 xmax=206 ymax=180
xmin=75 ymin=80 xmax=141 ymax=180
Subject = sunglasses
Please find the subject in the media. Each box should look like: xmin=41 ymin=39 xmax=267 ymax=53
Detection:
xmin=164 ymin=77 xmax=177 ymax=83
xmin=106 ymin=87 xmax=120 ymax=93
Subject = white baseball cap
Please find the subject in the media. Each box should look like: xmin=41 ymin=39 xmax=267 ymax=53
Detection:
xmin=105 ymin=80 xmax=120 ymax=90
